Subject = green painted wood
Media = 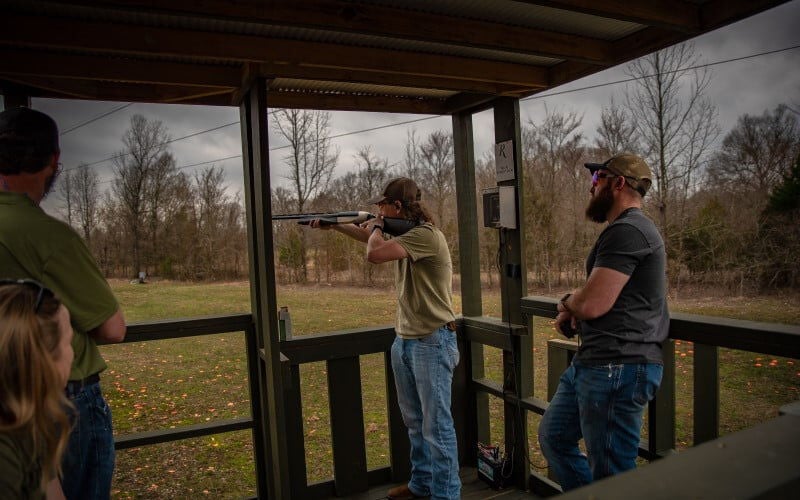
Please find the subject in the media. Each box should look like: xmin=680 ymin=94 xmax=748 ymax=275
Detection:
xmin=559 ymin=414 xmax=800 ymax=500
xmin=522 ymin=296 xmax=800 ymax=357
xmin=650 ymin=339 xmax=675 ymax=455
xmin=452 ymin=111 xmax=482 ymax=318
xmin=241 ymin=79 xmax=289 ymax=499
xmin=327 ymin=356 xmax=368 ymax=495
xmin=244 ymin=322 xmax=269 ymax=498
xmin=124 ymin=313 xmax=252 ymax=341
xmin=693 ymin=343 xmax=719 ymax=445
xmin=670 ymin=312 xmax=800 ymax=358
xmin=452 ymin=110 xmax=488 ymax=468
xmin=494 ymin=97 xmax=531 ymax=490
xmin=283 ymin=364 xmax=307 ymax=499
xmin=546 ymin=339 xmax=577 ymax=401
xmin=279 ymin=326 xmax=395 ymax=364
xmin=115 ymin=417 xmax=252 ymax=450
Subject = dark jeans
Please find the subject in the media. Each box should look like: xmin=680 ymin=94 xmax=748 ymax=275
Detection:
xmin=538 ymin=361 xmax=663 ymax=492
xmin=62 ymin=381 xmax=115 ymax=500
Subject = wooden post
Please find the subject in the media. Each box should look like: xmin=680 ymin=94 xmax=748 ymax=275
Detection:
xmin=493 ymin=97 xmax=532 ymax=489
xmin=452 ymin=110 xmax=488 ymax=465
xmin=693 ymin=343 xmax=719 ymax=444
xmin=239 ymin=77 xmax=290 ymax=499
xmin=649 ymin=339 xmax=676 ymax=457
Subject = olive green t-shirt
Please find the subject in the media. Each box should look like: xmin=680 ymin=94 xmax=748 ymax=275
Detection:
xmin=0 ymin=191 xmax=118 ymax=380
xmin=0 ymin=431 xmax=45 ymax=500
xmin=392 ymin=224 xmax=455 ymax=338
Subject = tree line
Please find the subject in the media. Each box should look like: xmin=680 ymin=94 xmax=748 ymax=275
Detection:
xmin=58 ymin=44 xmax=800 ymax=292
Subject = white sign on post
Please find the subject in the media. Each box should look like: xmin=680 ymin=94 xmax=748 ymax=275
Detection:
xmin=495 ymin=140 xmax=514 ymax=182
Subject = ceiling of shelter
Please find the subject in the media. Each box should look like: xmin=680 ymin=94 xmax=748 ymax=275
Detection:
xmin=0 ymin=0 xmax=790 ymax=114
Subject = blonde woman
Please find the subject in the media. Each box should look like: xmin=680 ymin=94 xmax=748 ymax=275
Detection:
xmin=0 ymin=279 xmax=74 ymax=499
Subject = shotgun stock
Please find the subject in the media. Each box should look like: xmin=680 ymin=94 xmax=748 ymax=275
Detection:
xmin=271 ymin=211 xmax=419 ymax=236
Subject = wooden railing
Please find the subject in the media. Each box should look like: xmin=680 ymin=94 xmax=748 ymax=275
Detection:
xmin=113 ymin=313 xmax=269 ymax=497
xmin=111 ymin=301 xmax=800 ymax=499
xmin=518 ymin=296 xmax=800 ymax=493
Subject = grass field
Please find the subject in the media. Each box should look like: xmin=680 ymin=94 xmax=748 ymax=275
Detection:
xmin=102 ymin=281 xmax=800 ymax=498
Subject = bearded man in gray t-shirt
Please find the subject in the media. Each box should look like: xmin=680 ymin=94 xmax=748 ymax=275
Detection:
xmin=538 ymin=153 xmax=669 ymax=492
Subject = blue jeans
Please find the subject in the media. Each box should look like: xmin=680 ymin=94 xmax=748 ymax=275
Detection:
xmin=538 ymin=361 xmax=662 ymax=492
xmin=391 ymin=327 xmax=461 ymax=500
xmin=62 ymin=381 xmax=116 ymax=500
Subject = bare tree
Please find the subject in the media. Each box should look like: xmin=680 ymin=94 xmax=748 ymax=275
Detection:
xmin=71 ymin=163 xmax=100 ymax=244
xmin=272 ymin=109 xmax=338 ymax=282
xmin=58 ymin=168 xmax=75 ymax=227
xmin=595 ymin=99 xmax=639 ymax=157
xmin=525 ymin=108 xmax=584 ymax=291
xmin=709 ymin=104 xmax=799 ymax=196
xmin=626 ymin=42 xmax=719 ymax=242
xmin=418 ymin=130 xmax=455 ymax=228
xmin=112 ymin=114 xmax=174 ymax=276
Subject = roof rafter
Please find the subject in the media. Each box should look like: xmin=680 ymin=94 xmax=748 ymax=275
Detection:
xmin=57 ymin=0 xmax=614 ymax=64
xmin=0 ymin=14 xmax=549 ymax=88
xmin=514 ymin=0 xmax=701 ymax=32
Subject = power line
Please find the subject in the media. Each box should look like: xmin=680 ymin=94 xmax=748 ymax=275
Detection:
xmin=76 ymin=42 xmax=800 ymax=178
xmin=522 ymin=43 xmax=800 ymax=102
xmin=59 ymin=103 xmax=134 ymax=136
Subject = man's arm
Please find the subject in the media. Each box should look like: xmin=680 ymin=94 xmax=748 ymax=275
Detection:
xmin=89 ymin=309 xmax=126 ymax=344
xmin=366 ymin=227 xmax=408 ymax=264
xmin=559 ymin=266 xmax=631 ymax=320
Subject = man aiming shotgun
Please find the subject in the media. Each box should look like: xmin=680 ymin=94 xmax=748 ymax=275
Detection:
xmin=309 ymin=177 xmax=461 ymax=500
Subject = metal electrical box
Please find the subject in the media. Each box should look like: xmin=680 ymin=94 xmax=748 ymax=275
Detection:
xmin=482 ymin=186 xmax=516 ymax=229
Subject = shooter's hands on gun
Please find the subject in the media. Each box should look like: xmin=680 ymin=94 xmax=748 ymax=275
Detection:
xmin=362 ymin=215 xmax=384 ymax=235
xmin=310 ymin=216 xmax=371 ymax=242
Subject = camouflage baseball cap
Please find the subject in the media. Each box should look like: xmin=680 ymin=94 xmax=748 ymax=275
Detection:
xmin=584 ymin=153 xmax=652 ymax=195
xmin=366 ymin=177 xmax=422 ymax=205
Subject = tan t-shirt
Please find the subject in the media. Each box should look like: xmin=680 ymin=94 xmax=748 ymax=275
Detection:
xmin=392 ymin=224 xmax=456 ymax=338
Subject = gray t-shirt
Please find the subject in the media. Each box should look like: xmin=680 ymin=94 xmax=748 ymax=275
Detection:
xmin=575 ymin=208 xmax=669 ymax=365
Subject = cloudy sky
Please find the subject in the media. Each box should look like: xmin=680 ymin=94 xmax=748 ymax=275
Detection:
xmin=13 ymin=0 xmax=799 ymax=215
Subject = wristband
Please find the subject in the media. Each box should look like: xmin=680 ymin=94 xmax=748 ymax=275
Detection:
xmin=560 ymin=293 xmax=572 ymax=313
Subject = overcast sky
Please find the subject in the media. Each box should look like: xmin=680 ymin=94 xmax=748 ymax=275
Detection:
xmin=11 ymin=0 xmax=798 ymax=215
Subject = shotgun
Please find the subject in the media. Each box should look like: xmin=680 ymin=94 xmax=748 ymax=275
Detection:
xmin=272 ymin=211 xmax=419 ymax=236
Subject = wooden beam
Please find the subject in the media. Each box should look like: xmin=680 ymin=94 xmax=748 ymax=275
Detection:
xmin=267 ymin=90 xmax=449 ymax=114
xmin=514 ymin=0 xmax=701 ymax=33
xmin=0 ymin=14 xmax=550 ymax=88
xmin=57 ymin=0 xmax=614 ymax=64
xmin=0 ymin=75 xmax=234 ymax=105
xmin=261 ymin=63 xmax=539 ymax=96
xmin=0 ymin=48 xmax=240 ymax=88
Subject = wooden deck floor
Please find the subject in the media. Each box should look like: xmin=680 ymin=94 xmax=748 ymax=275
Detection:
xmin=341 ymin=467 xmax=542 ymax=500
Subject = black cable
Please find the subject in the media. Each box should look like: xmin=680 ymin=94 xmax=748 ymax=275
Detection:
xmin=59 ymin=103 xmax=134 ymax=136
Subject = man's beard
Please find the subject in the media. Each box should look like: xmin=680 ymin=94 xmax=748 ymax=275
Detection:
xmin=585 ymin=182 xmax=614 ymax=223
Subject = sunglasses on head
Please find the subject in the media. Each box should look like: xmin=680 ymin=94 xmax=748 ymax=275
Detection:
xmin=0 ymin=278 xmax=55 ymax=313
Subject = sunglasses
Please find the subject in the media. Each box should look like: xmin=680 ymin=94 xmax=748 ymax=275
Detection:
xmin=0 ymin=278 xmax=55 ymax=313
xmin=591 ymin=171 xmax=617 ymax=186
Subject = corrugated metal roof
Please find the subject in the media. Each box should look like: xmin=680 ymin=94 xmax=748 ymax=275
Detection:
xmin=271 ymin=79 xmax=454 ymax=99
xmin=358 ymin=0 xmax=644 ymax=40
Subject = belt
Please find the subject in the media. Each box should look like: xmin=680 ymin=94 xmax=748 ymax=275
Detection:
xmin=445 ymin=321 xmax=457 ymax=331
xmin=65 ymin=373 xmax=100 ymax=393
